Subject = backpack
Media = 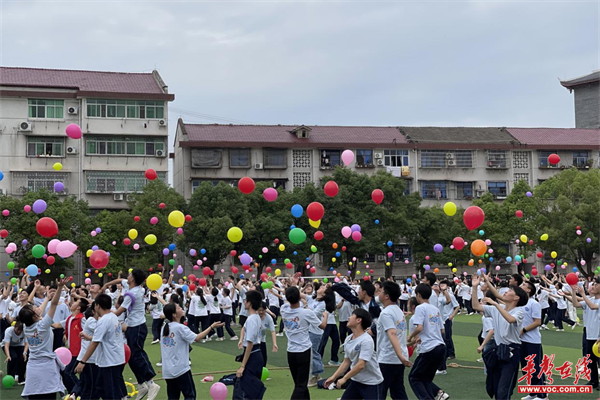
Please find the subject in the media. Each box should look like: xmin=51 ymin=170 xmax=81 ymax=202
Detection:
xmin=219 ymin=373 xmax=237 ymax=386
xmin=331 ymin=283 xmax=360 ymax=305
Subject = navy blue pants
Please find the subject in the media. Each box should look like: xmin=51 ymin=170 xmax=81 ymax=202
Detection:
xmin=97 ymin=364 xmax=127 ymax=400
xmin=233 ymin=349 xmax=266 ymax=400
xmin=166 ymin=370 xmax=196 ymax=400
xmin=379 ymin=363 xmax=408 ymax=400
xmin=318 ymin=324 xmax=340 ymax=363
xmin=489 ymin=343 xmax=521 ymax=400
xmin=62 ymin=355 xmax=80 ymax=394
xmin=78 ymin=362 xmax=99 ymax=400
xmin=409 ymin=344 xmax=445 ymax=400
xmin=584 ymin=337 xmax=599 ymax=388
xmin=125 ymin=323 xmax=156 ymax=384
xmin=152 ymin=317 xmax=164 ymax=338
xmin=342 ymin=380 xmax=381 ymax=400
xmin=520 ymin=341 xmax=546 ymax=399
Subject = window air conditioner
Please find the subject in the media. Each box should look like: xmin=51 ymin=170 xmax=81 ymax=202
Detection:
xmin=255 ymin=163 xmax=263 ymax=169
xmin=66 ymin=146 xmax=78 ymax=155
xmin=374 ymin=152 xmax=383 ymax=159
xmin=68 ymin=107 xmax=78 ymax=115
xmin=158 ymin=119 xmax=167 ymax=127
xmin=113 ymin=193 xmax=124 ymax=201
xmin=447 ymin=159 xmax=457 ymax=167
xmin=445 ymin=153 xmax=455 ymax=159
xmin=155 ymin=149 xmax=165 ymax=157
xmin=18 ymin=121 xmax=32 ymax=131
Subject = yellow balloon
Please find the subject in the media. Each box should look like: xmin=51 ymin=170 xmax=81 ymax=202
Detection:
xmin=452 ymin=268 xmax=457 ymax=273
xmin=551 ymin=251 xmax=557 ymax=258
xmin=348 ymin=262 xmax=353 ymax=266
xmin=363 ymin=261 xmax=367 ymax=264
xmin=356 ymin=271 xmax=361 ymax=275
xmin=128 ymin=229 xmax=138 ymax=240
xmin=71 ymin=283 xmax=76 ymax=288
xmin=227 ymin=227 xmax=243 ymax=243
xmin=128 ymin=268 xmax=133 ymax=273
xmin=443 ymin=202 xmax=457 ymax=216
xmin=520 ymin=234 xmax=528 ymax=243
xmin=52 ymin=162 xmax=62 ymax=171
xmin=98 ymin=273 xmax=103 ymax=278
xmin=309 ymin=219 xmax=321 ymax=228
xmin=146 ymin=273 xmax=162 ymax=291
xmin=279 ymin=244 xmax=285 ymax=251
xmin=540 ymin=233 xmax=549 ymax=241
xmin=144 ymin=234 xmax=157 ymax=245
xmin=593 ymin=342 xmax=600 ymax=358
xmin=45 ymin=269 xmax=50 ymax=274
xmin=275 ymin=269 xmax=281 ymax=276
xmin=448 ymin=263 xmax=453 ymax=267
xmin=386 ymin=262 xmax=390 ymax=266
xmin=332 ymin=257 xmax=337 ymax=262
xmin=564 ymin=262 xmax=568 ymax=267
xmin=86 ymin=249 xmax=93 ymax=257
xmin=168 ymin=210 xmax=185 ymax=228
xmin=85 ymin=273 xmax=89 ymax=277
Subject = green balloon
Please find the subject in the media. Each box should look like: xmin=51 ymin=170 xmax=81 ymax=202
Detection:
xmin=169 ymin=259 xmax=175 ymax=266
xmin=289 ymin=228 xmax=307 ymax=245
xmin=267 ymin=281 xmax=273 ymax=289
xmin=311 ymin=245 xmax=317 ymax=253
xmin=2 ymin=374 xmax=15 ymax=388
xmin=60 ymin=274 xmax=65 ymax=278
xmin=6 ymin=261 xmax=14 ymax=270
xmin=261 ymin=282 xmax=268 ymax=289
xmin=32 ymin=244 xmax=45 ymax=259
xmin=258 ymin=255 xmax=263 ymax=259
xmin=284 ymin=258 xmax=291 ymax=265
xmin=10 ymin=278 xmax=17 ymax=285
xmin=323 ymin=278 xmax=329 ymax=283
xmin=261 ymin=367 xmax=269 ymax=381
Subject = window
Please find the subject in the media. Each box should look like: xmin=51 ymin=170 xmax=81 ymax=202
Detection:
xmin=572 ymin=151 xmax=589 ymax=168
xmin=191 ymin=149 xmax=222 ymax=168
xmin=320 ymin=150 xmax=340 ymax=167
xmin=420 ymin=150 xmax=446 ymax=168
xmin=421 ymin=181 xmax=447 ymax=199
xmin=394 ymin=245 xmax=412 ymax=262
xmin=27 ymin=137 xmax=64 ymax=157
xmin=229 ymin=148 xmax=250 ymax=168
xmin=85 ymin=171 xmax=166 ymax=193
xmin=403 ymin=180 xmax=412 ymax=196
xmin=86 ymin=99 xmax=164 ymax=119
xmin=356 ymin=150 xmax=373 ymax=166
xmin=488 ymin=181 xmax=507 ymax=198
xmin=264 ymin=148 xmax=286 ymax=168
xmin=28 ymin=99 xmax=64 ymax=119
xmin=86 ymin=136 xmax=165 ymax=156
xmin=456 ymin=182 xmax=473 ymax=199
xmin=11 ymin=172 xmax=70 ymax=195
xmin=454 ymin=150 xmax=473 ymax=168
xmin=384 ymin=149 xmax=409 ymax=167
xmin=538 ymin=151 xmax=557 ymax=168
xmin=487 ymin=150 xmax=508 ymax=168
xmin=192 ymin=179 xmax=286 ymax=193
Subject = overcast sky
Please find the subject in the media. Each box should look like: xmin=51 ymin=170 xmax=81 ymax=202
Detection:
xmin=1 ymin=0 xmax=598 ymax=136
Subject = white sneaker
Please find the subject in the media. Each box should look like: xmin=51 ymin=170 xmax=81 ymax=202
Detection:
xmin=328 ymin=361 xmax=341 ymax=366
xmin=308 ymin=376 xmax=318 ymax=387
xmin=556 ymin=329 xmax=564 ymax=332
xmin=147 ymin=382 xmax=160 ymax=400
xmin=476 ymin=358 xmax=483 ymax=363
xmin=201 ymin=339 xmax=206 ymax=343
xmin=521 ymin=395 xmax=537 ymax=400
xmin=230 ymin=336 xmax=239 ymax=340
xmin=206 ymin=336 xmax=212 ymax=341
xmin=151 ymin=339 xmax=159 ymax=344
xmin=189 ymin=360 xmax=192 ymax=366
xmin=436 ymin=391 xmax=450 ymax=400
xmin=216 ymin=337 xmax=225 ymax=341
xmin=276 ymin=333 xmax=284 ymax=337
xmin=571 ymin=324 xmax=577 ymax=330
xmin=156 ymin=362 xmax=162 ymax=367
xmin=135 ymin=383 xmax=149 ymax=400
xmin=435 ymin=370 xmax=447 ymax=375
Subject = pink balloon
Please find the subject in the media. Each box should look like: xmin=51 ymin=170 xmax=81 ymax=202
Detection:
xmin=484 ymin=239 xmax=492 ymax=246
xmin=341 ymin=149 xmax=354 ymax=166
xmin=55 ymin=347 xmax=72 ymax=366
xmin=150 ymin=217 xmax=158 ymax=225
xmin=65 ymin=124 xmax=82 ymax=139
xmin=177 ymin=228 xmax=183 ymax=235
xmin=24 ymin=205 xmax=31 ymax=213
xmin=262 ymin=247 xmax=268 ymax=253
xmin=91 ymin=231 xmax=97 ymax=237
xmin=56 ymin=240 xmax=77 ymax=258
xmin=47 ymin=239 xmax=60 ymax=254
xmin=351 ymin=231 xmax=362 ymax=242
xmin=341 ymin=226 xmax=352 ymax=239
xmin=133 ymin=244 xmax=140 ymax=250
xmin=85 ymin=278 xmax=91 ymax=284
xmin=2 ymin=209 xmax=9 ymax=217
xmin=263 ymin=188 xmax=278 ymax=202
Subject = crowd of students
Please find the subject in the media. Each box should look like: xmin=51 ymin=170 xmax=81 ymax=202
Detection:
xmin=0 ymin=268 xmax=598 ymax=400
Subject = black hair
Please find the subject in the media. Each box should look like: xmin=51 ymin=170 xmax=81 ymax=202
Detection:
xmin=84 ymin=301 xmax=95 ymax=319
xmin=360 ymin=280 xmax=375 ymax=298
xmin=312 ymin=282 xmax=322 ymax=299
xmin=317 ymin=287 xmax=336 ymax=313
xmin=512 ymin=286 xmax=528 ymax=307
xmin=260 ymin=301 xmax=268 ymax=310
xmin=13 ymin=321 xmax=23 ymax=335
xmin=500 ymin=279 xmax=509 ymax=288
xmin=523 ymin=281 xmax=536 ymax=298
xmin=116 ymin=296 xmax=124 ymax=307
xmin=485 ymin=290 xmax=497 ymax=303
xmin=131 ymin=269 xmax=147 ymax=286
xmin=78 ymin=297 xmax=89 ymax=314
xmin=382 ymin=281 xmax=401 ymax=303
xmin=352 ymin=308 xmax=372 ymax=330
xmin=150 ymin=291 xmax=158 ymax=305
xmin=415 ymin=283 xmax=432 ymax=300
xmin=511 ymin=273 xmax=523 ymax=286
xmin=110 ymin=284 xmax=117 ymax=293
xmin=246 ymin=290 xmax=262 ymax=311
xmin=162 ymin=302 xmax=178 ymax=338
xmin=223 ymin=288 xmax=230 ymax=297
xmin=374 ymin=281 xmax=383 ymax=289
xmin=18 ymin=305 xmax=36 ymax=327
xmin=195 ymin=287 xmax=207 ymax=305
xmin=408 ymin=297 xmax=419 ymax=309
xmin=211 ymin=287 xmax=219 ymax=297
xmin=285 ymin=286 xmax=301 ymax=304
xmin=95 ymin=294 xmax=112 ymax=310
xmin=424 ymin=272 xmax=437 ymax=286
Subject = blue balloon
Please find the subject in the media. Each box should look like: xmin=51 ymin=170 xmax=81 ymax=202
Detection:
xmin=335 ymin=252 xmax=341 ymax=257
xmin=293 ymin=251 xmax=298 ymax=256
xmin=271 ymin=259 xmax=277 ymax=265
xmin=291 ymin=204 xmax=304 ymax=218
xmin=375 ymin=219 xmax=380 ymax=225
xmin=573 ymin=267 xmax=578 ymax=272
xmin=200 ymin=248 xmax=206 ymax=255
xmin=26 ymin=264 xmax=38 ymax=277
xmin=489 ymin=257 xmax=494 ymax=262
xmin=306 ymin=257 xmax=310 ymax=261
xmin=329 ymin=267 xmax=334 ymax=271
xmin=387 ymin=241 xmax=393 ymax=247
xmin=479 ymin=230 xmax=485 ymax=236
xmin=240 ymin=274 xmax=244 ymax=279
xmin=168 ymin=244 xmax=176 ymax=251
xmin=0 ymin=171 xmax=3 ymax=181
xmin=4 ymin=272 xmax=8 ymax=276
xmin=182 ymin=285 xmax=189 ymax=292
xmin=515 ymin=255 xmax=522 ymax=262
xmin=506 ymin=256 xmax=512 ymax=263
xmin=406 ymin=278 xmax=411 ymax=283
xmin=290 ymin=225 xmax=296 ymax=230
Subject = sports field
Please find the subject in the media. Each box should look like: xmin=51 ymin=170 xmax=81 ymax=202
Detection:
xmin=0 ymin=312 xmax=594 ymax=400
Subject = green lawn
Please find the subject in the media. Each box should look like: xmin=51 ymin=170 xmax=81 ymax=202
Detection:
xmin=1 ymin=312 xmax=596 ymax=399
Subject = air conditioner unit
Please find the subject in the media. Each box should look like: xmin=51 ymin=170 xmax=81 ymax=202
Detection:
xmin=158 ymin=119 xmax=167 ymax=127
xmin=155 ymin=149 xmax=165 ymax=157
xmin=18 ymin=121 xmax=32 ymax=131
xmin=66 ymin=146 xmax=78 ymax=155
xmin=475 ymin=190 xmax=485 ymax=198
xmin=113 ymin=193 xmax=124 ymax=201
xmin=377 ymin=255 xmax=386 ymax=261
xmin=447 ymin=159 xmax=457 ymax=167
xmin=68 ymin=107 xmax=78 ymax=115
xmin=445 ymin=153 xmax=455 ymax=159
xmin=255 ymin=163 xmax=263 ymax=170
xmin=126 ymin=194 xmax=134 ymax=201
xmin=376 ymin=159 xmax=384 ymax=166
xmin=374 ymin=152 xmax=383 ymax=159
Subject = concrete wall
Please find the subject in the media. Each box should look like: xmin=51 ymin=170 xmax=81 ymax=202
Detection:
xmin=574 ymin=82 xmax=600 ymax=129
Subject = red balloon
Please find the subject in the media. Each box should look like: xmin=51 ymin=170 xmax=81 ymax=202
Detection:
xmin=452 ymin=237 xmax=465 ymax=251
xmin=324 ymin=181 xmax=339 ymax=197
xmin=310 ymin=267 xmax=316 ymax=273
xmin=306 ymin=202 xmax=325 ymax=221
xmin=363 ymin=276 xmax=370 ymax=281
xmin=261 ymin=273 xmax=268 ymax=282
xmin=274 ymin=238 xmax=280 ymax=244
xmin=209 ymin=270 xmax=215 ymax=276
xmin=185 ymin=215 xmax=192 ymax=222
xmin=157 ymin=264 xmax=163 ymax=269
xmin=408 ymin=345 xmax=414 ymax=358
xmin=198 ymin=278 xmax=207 ymax=286
xmin=463 ymin=206 xmax=485 ymax=230
xmin=536 ymin=252 xmax=543 ymax=258
xmin=145 ymin=169 xmax=158 ymax=180
xmin=124 ymin=344 xmax=131 ymax=363
xmin=90 ymin=250 xmax=109 ymax=269
xmin=230 ymin=250 xmax=237 ymax=257
xmin=47 ymin=256 xmax=55 ymax=265
xmin=515 ymin=210 xmax=523 ymax=218
xmin=202 ymin=267 xmax=211 ymax=276
xmin=548 ymin=153 xmax=560 ymax=165
xmin=188 ymin=274 xmax=196 ymax=281
xmin=265 ymin=267 xmax=272 ymax=273
xmin=314 ymin=231 xmax=324 ymax=241
xmin=371 ymin=189 xmax=384 ymax=205
xmin=566 ymin=272 xmax=578 ymax=286
xmin=238 ymin=177 xmax=256 ymax=194
xmin=134 ymin=216 xmax=140 ymax=222
xmin=123 ymin=238 xmax=131 ymax=246
xmin=0 ymin=229 xmax=8 ymax=238
xmin=231 ymin=266 xmax=239 ymax=274
xmin=286 ymin=262 xmax=293 ymax=269
xmin=36 ymin=217 xmax=59 ymax=238
xmin=189 ymin=283 xmax=196 ymax=292
xmin=531 ymin=269 xmax=538 ymax=276
xmin=159 ymin=202 xmax=166 ymax=209
xmin=341 ymin=246 xmax=347 ymax=252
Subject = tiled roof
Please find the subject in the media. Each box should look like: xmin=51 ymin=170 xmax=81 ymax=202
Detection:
xmin=399 ymin=127 xmax=516 ymax=144
xmin=560 ymin=71 xmax=600 ymax=89
xmin=506 ymin=128 xmax=600 ymax=148
xmin=0 ymin=66 xmax=174 ymax=100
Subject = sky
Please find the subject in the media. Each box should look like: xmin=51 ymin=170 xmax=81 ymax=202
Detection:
xmin=1 ymin=0 xmax=598 ymax=141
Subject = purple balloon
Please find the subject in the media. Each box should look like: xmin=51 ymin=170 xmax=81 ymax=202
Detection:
xmin=163 ymin=248 xmax=170 ymax=255
xmin=351 ymin=224 xmax=361 ymax=232
xmin=22 ymin=239 xmax=28 ymax=245
xmin=106 ymin=252 xmax=110 ymax=257
xmin=240 ymin=253 xmax=252 ymax=266
xmin=526 ymin=191 xmax=532 ymax=197
xmin=92 ymin=245 xmax=99 ymax=251
xmin=433 ymin=244 xmax=443 ymax=253
xmin=176 ymin=266 xmax=184 ymax=274
xmin=54 ymin=182 xmax=65 ymax=193
xmin=95 ymin=228 xmax=102 ymax=233
xmin=32 ymin=199 xmax=47 ymax=214
xmin=190 ymin=249 xmax=197 ymax=256
xmin=544 ymin=264 xmax=551 ymax=271
xmin=587 ymin=238 xmax=592 ymax=243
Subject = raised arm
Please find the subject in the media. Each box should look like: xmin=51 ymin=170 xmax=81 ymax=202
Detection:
xmin=48 ymin=278 xmax=69 ymax=320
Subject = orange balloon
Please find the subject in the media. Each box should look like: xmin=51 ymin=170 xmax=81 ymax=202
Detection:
xmin=468 ymin=259 xmax=474 ymax=266
xmin=478 ymin=259 xmax=483 ymax=264
xmin=332 ymin=243 xmax=338 ymax=249
xmin=471 ymin=239 xmax=487 ymax=257
xmin=434 ymin=268 xmax=439 ymax=273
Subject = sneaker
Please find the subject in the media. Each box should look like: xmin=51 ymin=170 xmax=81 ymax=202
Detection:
xmin=206 ymin=336 xmax=212 ymax=341
xmin=189 ymin=360 xmax=192 ymax=366
xmin=135 ymin=383 xmax=148 ymax=400
xmin=276 ymin=333 xmax=284 ymax=337
xmin=151 ymin=339 xmax=159 ymax=344
xmin=155 ymin=362 xmax=162 ymax=367
xmin=521 ymin=395 xmax=537 ymax=400
xmin=146 ymin=382 xmax=160 ymax=400
xmin=18 ymin=381 xmax=26 ymax=386
xmin=541 ymin=324 xmax=549 ymax=330
xmin=216 ymin=337 xmax=225 ymax=341
xmin=308 ymin=376 xmax=319 ymax=387
xmin=436 ymin=391 xmax=450 ymax=400
xmin=230 ymin=336 xmax=239 ymax=340
xmin=328 ymin=361 xmax=341 ymax=366
xmin=201 ymin=339 xmax=206 ymax=343
xmin=435 ymin=370 xmax=447 ymax=375
xmin=447 ymin=355 xmax=455 ymax=360
xmin=571 ymin=324 xmax=577 ymax=330
xmin=476 ymin=358 xmax=483 ymax=363
xmin=556 ymin=329 xmax=564 ymax=332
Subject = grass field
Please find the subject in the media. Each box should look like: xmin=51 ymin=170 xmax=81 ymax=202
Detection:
xmin=1 ymin=311 xmax=596 ymax=400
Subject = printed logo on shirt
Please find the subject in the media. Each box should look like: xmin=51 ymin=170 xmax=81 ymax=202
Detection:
xmin=396 ymin=320 xmax=406 ymax=332
xmin=428 ymin=314 xmax=440 ymax=325
xmin=283 ymin=316 xmax=300 ymax=330
xmin=115 ymin=322 xmax=123 ymax=338
xmin=27 ymin=330 xmax=43 ymax=347
xmin=162 ymin=332 xmax=177 ymax=347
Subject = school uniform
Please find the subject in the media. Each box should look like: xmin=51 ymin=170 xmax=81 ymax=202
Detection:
xmin=308 ymin=300 xmax=325 ymax=377
xmin=317 ymin=299 xmax=340 ymax=363
xmin=3 ymin=326 xmax=26 ymax=383
xmin=554 ymin=292 xmax=575 ymax=329
xmin=580 ymin=297 xmax=600 ymax=389
xmin=60 ymin=312 xmax=86 ymax=394
xmin=206 ymin=294 xmax=223 ymax=338
xmin=437 ymin=292 xmax=459 ymax=371
xmin=238 ymin=287 xmax=248 ymax=327
xmin=77 ymin=318 xmax=99 ymax=400
xmin=377 ymin=304 xmax=409 ymax=400
xmin=233 ymin=313 xmax=266 ymax=400
xmin=149 ymin=302 xmax=164 ymax=338
xmin=92 ymin=312 xmax=127 ymax=400
xmin=259 ymin=313 xmax=275 ymax=367
xmin=220 ymin=296 xmax=237 ymax=337
xmin=161 ymin=322 xmax=198 ymax=399
xmin=338 ymin=298 xmax=353 ymax=343
xmin=342 ymin=332 xmax=384 ymax=400
xmin=537 ymin=290 xmax=550 ymax=326
xmin=520 ymin=298 xmax=546 ymax=399
xmin=191 ymin=295 xmax=210 ymax=334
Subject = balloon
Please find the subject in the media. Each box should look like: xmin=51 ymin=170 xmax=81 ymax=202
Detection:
xmin=36 ymin=217 xmax=59 ymax=238
xmin=176 ymin=266 xmax=183 ymax=274
xmin=145 ymin=234 xmax=157 ymax=245
xmin=449 ymin=237 xmax=464 ymax=252
xmin=306 ymin=202 xmax=325 ymax=221
xmin=47 ymin=256 xmax=55 ymax=265
xmin=128 ymin=229 xmax=138 ymax=240
xmin=341 ymin=226 xmax=352 ymax=238
xmin=531 ymin=269 xmax=538 ymax=276
xmin=2 ymin=374 xmax=15 ymax=388
xmin=351 ymin=224 xmax=361 ymax=232
xmin=289 ymin=228 xmax=307 ymax=244
xmin=168 ymin=211 xmax=185 ymax=228
xmin=463 ymin=206 xmax=485 ymax=230
xmin=324 ymin=181 xmax=339 ymax=197
xmin=6 ymin=261 xmax=14 ymax=269
xmin=515 ymin=210 xmax=523 ymax=218
xmin=314 ymin=231 xmax=324 ymax=241
xmin=309 ymin=219 xmax=321 ymax=228
xmin=351 ymin=231 xmax=362 ymax=242
xmin=371 ymin=189 xmax=384 ymax=205
xmin=53 ymin=181 xmax=65 ymax=193
xmin=593 ymin=342 xmax=600 ymax=358
xmin=433 ymin=244 xmax=443 ymax=253
xmin=471 ymin=240 xmax=487 ymax=257
xmin=540 ymin=233 xmax=548 ymax=241
xmin=32 ymin=199 xmax=47 ymax=214
xmin=550 ymin=251 xmax=557 ymax=258
xmin=65 ymin=123 xmax=82 ymax=139
xmin=90 ymin=250 xmax=109 ymax=269
xmin=198 ymin=278 xmax=207 ymax=286
xmin=144 ymin=169 xmax=158 ymax=180
xmin=311 ymin=245 xmax=317 ymax=253
xmin=26 ymin=264 xmax=38 ymax=276
xmin=566 ymin=273 xmax=578 ymax=286
xmin=263 ymin=188 xmax=278 ymax=202
xmin=185 ymin=215 xmax=192 ymax=222
xmin=227 ymin=227 xmax=243 ymax=243
xmin=124 ymin=343 xmax=131 ymax=363
xmin=341 ymin=149 xmax=354 ymax=166
xmin=548 ymin=153 xmax=560 ymax=165
xmin=47 ymin=239 xmax=60 ymax=254
xmin=159 ymin=202 xmax=166 ymax=209
xmin=291 ymin=204 xmax=304 ymax=218
xmin=443 ymin=202 xmax=457 ymax=216
xmin=520 ymin=235 xmax=528 ymax=243
xmin=56 ymin=240 xmax=77 ymax=258
xmin=32 ymin=244 xmax=45 ymax=258
xmin=240 ymin=254 xmax=252 ymax=265
xmin=210 ymin=382 xmax=228 ymax=400
xmin=275 ymin=269 xmax=281 ymax=276
xmin=0 ymin=229 xmax=7 ymax=239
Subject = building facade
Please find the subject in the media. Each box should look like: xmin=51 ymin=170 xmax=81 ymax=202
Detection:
xmin=561 ymin=70 xmax=600 ymax=129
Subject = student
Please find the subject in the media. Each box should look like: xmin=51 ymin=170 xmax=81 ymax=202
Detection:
xmin=281 ymin=284 xmax=323 ymax=400
xmin=317 ymin=286 xmax=341 ymax=366
xmin=77 ymin=303 xmax=99 ymax=400
xmin=206 ymin=287 xmax=224 ymax=341
xmin=325 ymin=308 xmax=383 ymax=400
xmin=537 ymin=284 xmax=550 ymax=330
xmin=2 ymin=320 xmax=27 ymax=385
xmin=436 ymin=280 xmax=460 ymax=375
xmin=552 ymin=283 xmax=576 ymax=331
xmin=75 ymin=293 xmax=127 ymax=400
xmin=61 ymin=297 xmax=89 ymax=396
xmin=471 ymin=275 xmax=527 ymax=400
xmin=236 ymin=280 xmax=249 ymax=327
xmin=190 ymin=287 xmax=210 ymax=341
xmin=377 ymin=281 xmax=413 ymax=400
xmin=19 ymin=277 xmax=69 ymax=399
xmin=220 ymin=288 xmax=238 ymax=340
xmin=161 ymin=302 xmax=224 ymax=399
xmin=149 ymin=291 xmax=164 ymax=343
xmin=234 ymin=290 xmax=267 ymax=400
xmin=306 ymin=284 xmax=329 ymax=387
xmin=407 ymin=283 xmax=447 ymax=400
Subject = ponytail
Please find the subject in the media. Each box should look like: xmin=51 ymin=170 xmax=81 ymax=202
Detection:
xmin=162 ymin=302 xmax=177 ymax=338
xmin=196 ymin=288 xmax=207 ymax=305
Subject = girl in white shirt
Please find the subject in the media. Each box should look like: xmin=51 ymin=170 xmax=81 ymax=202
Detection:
xmin=206 ymin=287 xmax=224 ymax=340
xmin=190 ymin=288 xmax=210 ymax=341
xmin=220 ymin=288 xmax=238 ymax=340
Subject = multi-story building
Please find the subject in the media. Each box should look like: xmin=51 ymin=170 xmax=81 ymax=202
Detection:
xmin=560 ymin=70 xmax=600 ymax=129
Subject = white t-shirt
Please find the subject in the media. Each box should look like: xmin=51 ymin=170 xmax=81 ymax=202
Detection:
xmin=25 ymin=314 xmax=55 ymax=361
xmin=521 ymin=298 xmax=542 ymax=344
xmin=3 ymin=326 xmax=25 ymax=347
xmin=483 ymin=305 xmax=523 ymax=346
xmin=556 ymin=292 xmax=567 ymax=309
xmin=581 ymin=297 xmax=600 ymax=340
xmin=281 ymin=303 xmax=321 ymax=352
xmin=537 ymin=290 xmax=549 ymax=309
xmin=429 ymin=291 xmax=440 ymax=311
xmin=267 ymin=289 xmax=280 ymax=309
xmin=149 ymin=302 xmax=164 ymax=320
xmin=206 ymin=294 xmax=221 ymax=314
xmin=221 ymin=297 xmax=233 ymax=316
xmin=481 ymin=315 xmax=494 ymax=339
xmin=461 ymin=284 xmax=472 ymax=301
xmin=243 ymin=313 xmax=262 ymax=348
xmin=400 ymin=284 xmax=410 ymax=301
xmin=260 ymin=314 xmax=275 ymax=342
xmin=121 ymin=285 xmax=146 ymax=327
xmin=309 ymin=302 xmax=325 ymax=336
xmin=0 ymin=297 xmax=10 ymax=315
xmin=343 ymin=332 xmax=384 ymax=385
xmin=78 ymin=318 xmax=97 ymax=364
xmin=377 ymin=304 xmax=408 ymax=364
xmin=191 ymin=295 xmax=208 ymax=317
xmin=92 ymin=312 xmax=125 ymax=368
xmin=160 ymin=322 xmax=197 ymax=379
xmin=411 ymin=303 xmax=444 ymax=353
xmin=439 ymin=292 xmax=459 ymax=323
xmin=338 ymin=299 xmax=353 ymax=322
xmin=238 ymin=287 xmax=248 ymax=317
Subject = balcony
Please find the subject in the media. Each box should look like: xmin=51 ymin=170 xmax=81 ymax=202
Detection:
xmin=386 ymin=166 xmax=413 ymax=178
xmin=573 ymin=158 xmax=594 ymax=169
xmin=486 ymin=150 xmax=509 ymax=169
